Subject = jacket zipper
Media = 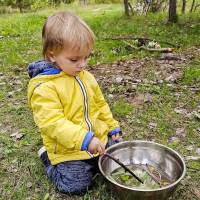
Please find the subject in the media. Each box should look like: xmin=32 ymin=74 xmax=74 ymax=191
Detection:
xmin=75 ymin=76 xmax=92 ymax=132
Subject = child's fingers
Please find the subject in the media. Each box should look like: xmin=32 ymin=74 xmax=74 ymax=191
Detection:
xmin=111 ymin=134 xmax=121 ymax=141
xmin=100 ymin=143 xmax=105 ymax=154
xmin=97 ymin=145 xmax=103 ymax=155
xmin=97 ymin=143 xmax=105 ymax=155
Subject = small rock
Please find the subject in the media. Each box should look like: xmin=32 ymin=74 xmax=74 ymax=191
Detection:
xmin=108 ymin=94 xmax=114 ymax=99
xmin=115 ymin=77 xmax=123 ymax=83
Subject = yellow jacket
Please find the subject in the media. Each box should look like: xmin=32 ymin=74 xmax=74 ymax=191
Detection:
xmin=27 ymin=63 xmax=119 ymax=165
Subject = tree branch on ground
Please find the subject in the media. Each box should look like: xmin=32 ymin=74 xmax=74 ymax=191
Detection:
xmin=123 ymin=40 xmax=174 ymax=53
xmin=102 ymin=36 xmax=179 ymax=48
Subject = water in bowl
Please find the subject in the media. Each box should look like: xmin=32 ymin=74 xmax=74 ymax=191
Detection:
xmin=110 ymin=164 xmax=171 ymax=190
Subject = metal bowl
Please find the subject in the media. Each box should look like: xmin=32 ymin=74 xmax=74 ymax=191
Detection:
xmin=98 ymin=140 xmax=186 ymax=200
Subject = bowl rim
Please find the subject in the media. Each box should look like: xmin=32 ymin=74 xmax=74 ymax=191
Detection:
xmin=98 ymin=140 xmax=186 ymax=192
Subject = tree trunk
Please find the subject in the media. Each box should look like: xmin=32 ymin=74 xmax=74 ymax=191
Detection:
xmin=182 ymin=0 xmax=186 ymax=13
xmin=79 ymin=0 xmax=87 ymax=6
xmin=190 ymin=0 xmax=195 ymax=12
xmin=168 ymin=0 xmax=177 ymax=23
xmin=17 ymin=0 xmax=23 ymax=13
xmin=124 ymin=0 xmax=129 ymax=16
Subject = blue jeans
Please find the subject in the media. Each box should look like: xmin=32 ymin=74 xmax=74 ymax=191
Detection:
xmin=44 ymin=137 xmax=119 ymax=195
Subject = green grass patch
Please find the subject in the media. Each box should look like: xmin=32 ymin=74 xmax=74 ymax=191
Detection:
xmin=112 ymin=100 xmax=134 ymax=117
xmin=182 ymin=64 xmax=200 ymax=85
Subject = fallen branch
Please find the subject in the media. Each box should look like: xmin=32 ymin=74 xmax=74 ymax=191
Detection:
xmin=185 ymin=156 xmax=200 ymax=161
xmin=102 ymin=36 xmax=179 ymax=48
xmin=123 ymin=40 xmax=174 ymax=53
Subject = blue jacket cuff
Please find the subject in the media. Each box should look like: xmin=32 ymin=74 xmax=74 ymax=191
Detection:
xmin=108 ymin=128 xmax=121 ymax=137
xmin=81 ymin=131 xmax=94 ymax=151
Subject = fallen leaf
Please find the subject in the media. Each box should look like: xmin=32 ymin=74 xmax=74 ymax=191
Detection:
xmin=27 ymin=182 xmax=32 ymax=188
xmin=169 ymin=136 xmax=180 ymax=143
xmin=144 ymin=93 xmax=153 ymax=103
xmin=148 ymin=122 xmax=157 ymax=129
xmin=10 ymin=132 xmax=19 ymax=137
xmin=194 ymin=111 xmax=200 ymax=120
xmin=186 ymin=145 xmax=194 ymax=151
xmin=10 ymin=132 xmax=24 ymax=140
xmin=174 ymin=108 xmax=187 ymax=115
xmin=165 ymin=71 xmax=183 ymax=82
xmin=175 ymin=128 xmax=185 ymax=137
xmin=15 ymin=133 xmax=24 ymax=140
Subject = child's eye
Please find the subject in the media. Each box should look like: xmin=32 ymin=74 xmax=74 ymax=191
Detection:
xmin=70 ymin=59 xmax=78 ymax=62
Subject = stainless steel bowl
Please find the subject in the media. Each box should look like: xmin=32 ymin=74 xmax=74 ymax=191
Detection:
xmin=98 ymin=140 xmax=186 ymax=200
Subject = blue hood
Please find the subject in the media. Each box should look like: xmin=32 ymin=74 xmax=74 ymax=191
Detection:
xmin=27 ymin=60 xmax=62 ymax=78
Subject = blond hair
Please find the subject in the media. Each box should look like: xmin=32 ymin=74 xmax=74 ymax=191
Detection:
xmin=42 ymin=11 xmax=95 ymax=59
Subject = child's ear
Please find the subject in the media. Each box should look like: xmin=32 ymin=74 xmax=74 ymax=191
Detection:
xmin=47 ymin=51 xmax=56 ymax=62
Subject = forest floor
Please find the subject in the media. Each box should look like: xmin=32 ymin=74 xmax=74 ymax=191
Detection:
xmin=0 ymin=4 xmax=200 ymax=200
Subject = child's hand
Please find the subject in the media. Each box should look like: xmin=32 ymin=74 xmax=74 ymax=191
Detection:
xmin=88 ymin=137 xmax=105 ymax=155
xmin=111 ymin=133 xmax=122 ymax=142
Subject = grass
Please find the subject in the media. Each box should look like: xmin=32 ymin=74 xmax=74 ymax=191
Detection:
xmin=0 ymin=3 xmax=200 ymax=200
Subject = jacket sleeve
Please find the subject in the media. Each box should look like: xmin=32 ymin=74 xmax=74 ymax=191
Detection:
xmin=30 ymin=83 xmax=93 ymax=151
xmin=93 ymin=77 xmax=120 ymax=132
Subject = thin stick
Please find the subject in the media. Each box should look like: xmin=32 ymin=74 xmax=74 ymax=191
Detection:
xmin=103 ymin=153 xmax=144 ymax=184
xmin=145 ymin=164 xmax=162 ymax=187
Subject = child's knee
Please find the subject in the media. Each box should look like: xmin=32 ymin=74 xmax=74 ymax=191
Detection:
xmin=56 ymin=178 xmax=92 ymax=195
xmin=47 ymin=161 xmax=94 ymax=195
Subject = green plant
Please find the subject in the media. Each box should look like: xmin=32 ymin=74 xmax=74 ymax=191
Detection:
xmin=112 ymin=100 xmax=134 ymax=117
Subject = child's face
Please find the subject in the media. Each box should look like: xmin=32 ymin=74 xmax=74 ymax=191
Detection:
xmin=49 ymin=47 xmax=90 ymax=76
